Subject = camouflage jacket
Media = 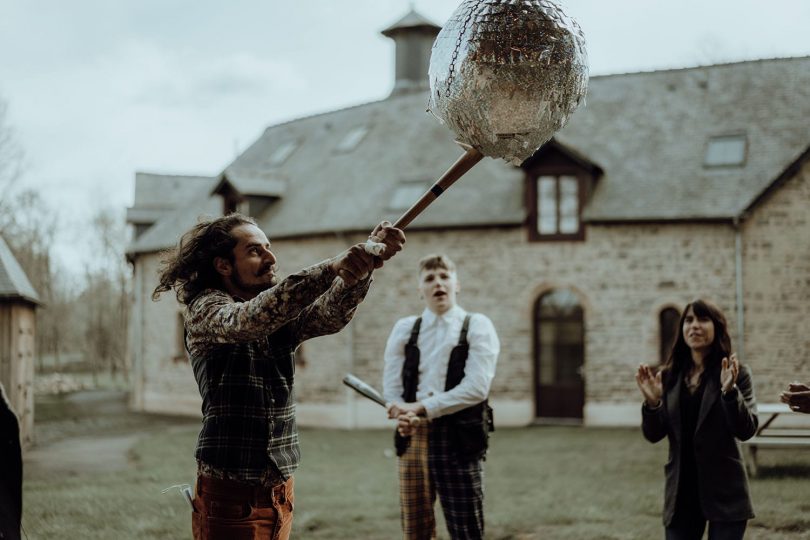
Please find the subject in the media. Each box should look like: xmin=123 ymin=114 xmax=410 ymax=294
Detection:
xmin=185 ymin=260 xmax=371 ymax=484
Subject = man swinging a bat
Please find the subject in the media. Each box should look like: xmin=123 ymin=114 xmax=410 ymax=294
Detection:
xmin=152 ymin=213 xmax=405 ymax=540
xmin=382 ymin=254 xmax=499 ymax=540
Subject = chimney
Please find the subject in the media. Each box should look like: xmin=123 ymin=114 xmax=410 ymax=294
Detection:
xmin=381 ymin=9 xmax=441 ymax=96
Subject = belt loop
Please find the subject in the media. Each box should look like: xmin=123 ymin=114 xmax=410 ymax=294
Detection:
xmin=276 ymin=482 xmax=287 ymax=504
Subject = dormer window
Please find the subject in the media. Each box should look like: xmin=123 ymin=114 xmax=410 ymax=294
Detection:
xmin=266 ymin=141 xmax=298 ymax=167
xmin=522 ymin=140 xmax=601 ymax=243
xmin=537 ymin=175 xmax=580 ymax=235
xmin=335 ymin=126 xmax=369 ymax=153
xmin=704 ymin=134 xmax=747 ymax=167
xmin=528 ymin=171 xmax=586 ymax=241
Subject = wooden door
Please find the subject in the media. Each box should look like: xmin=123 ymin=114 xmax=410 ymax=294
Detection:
xmin=534 ymin=289 xmax=584 ymax=419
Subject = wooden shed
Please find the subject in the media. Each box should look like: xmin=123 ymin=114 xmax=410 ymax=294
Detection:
xmin=0 ymin=235 xmax=40 ymax=447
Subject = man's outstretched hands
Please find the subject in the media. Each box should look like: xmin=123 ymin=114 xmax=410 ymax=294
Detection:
xmin=367 ymin=221 xmax=406 ymax=267
xmin=636 ymin=364 xmax=663 ymax=408
xmin=332 ymin=244 xmax=376 ymax=286
xmin=332 ymin=221 xmax=406 ymax=285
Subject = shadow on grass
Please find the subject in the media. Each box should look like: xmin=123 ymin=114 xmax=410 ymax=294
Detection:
xmin=752 ymin=519 xmax=810 ymax=533
xmin=753 ymin=463 xmax=810 ymax=478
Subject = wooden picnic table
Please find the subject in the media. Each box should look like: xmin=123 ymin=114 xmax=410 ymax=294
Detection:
xmin=742 ymin=403 xmax=810 ymax=476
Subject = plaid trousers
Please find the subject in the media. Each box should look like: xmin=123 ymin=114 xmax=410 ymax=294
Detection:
xmin=398 ymin=421 xmax=484 ymax=540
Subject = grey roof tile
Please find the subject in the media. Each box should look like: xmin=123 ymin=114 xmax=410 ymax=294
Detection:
xmin=0 ymin=235 xmax=40 ymax=305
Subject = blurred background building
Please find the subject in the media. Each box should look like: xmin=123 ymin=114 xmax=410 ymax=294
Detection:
xmin=127 ymin=9 xmax=810 ymax=427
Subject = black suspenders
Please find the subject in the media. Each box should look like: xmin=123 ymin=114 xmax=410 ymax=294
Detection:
xmin=401 ymin=314 xmax=472 ymax=400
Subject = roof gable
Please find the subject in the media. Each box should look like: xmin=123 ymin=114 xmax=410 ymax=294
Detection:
xmin=524 ymin=139 xmax=604 ymax=176
xmin=743 ymin=143 xmax=810 ymax=216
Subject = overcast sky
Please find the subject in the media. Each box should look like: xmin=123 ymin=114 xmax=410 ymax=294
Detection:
xmin=1 ymin=0 xmax=809 ymax=270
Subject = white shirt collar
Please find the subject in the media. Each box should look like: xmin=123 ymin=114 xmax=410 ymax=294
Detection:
xmin=420 ymin=304 xmax=466 ymax=327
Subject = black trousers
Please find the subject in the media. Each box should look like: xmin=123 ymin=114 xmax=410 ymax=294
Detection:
xmin=665 ymin=515 xmax=747 ymax=540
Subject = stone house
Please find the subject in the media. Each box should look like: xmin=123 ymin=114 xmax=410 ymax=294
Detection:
xmin=126 ymin=10 xmax=810 ymax=427
xmin=0 ymin=235 xmax=40 ymax=446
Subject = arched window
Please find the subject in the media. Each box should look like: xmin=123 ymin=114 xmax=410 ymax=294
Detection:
xmin=534 ymin=288 xmax=585 ymax=419
xmin=659 ymin=307 xmax=681 ymax=365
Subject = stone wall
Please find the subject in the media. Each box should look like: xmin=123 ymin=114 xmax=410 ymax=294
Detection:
xmin=132 ymin=217 xmax=770 ymax=427
xmin=741 ymin=158 xmax=810 ymax=402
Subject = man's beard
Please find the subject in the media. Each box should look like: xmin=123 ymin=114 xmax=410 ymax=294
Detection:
xmin=232 ymin=267 xmax=277 ymax=296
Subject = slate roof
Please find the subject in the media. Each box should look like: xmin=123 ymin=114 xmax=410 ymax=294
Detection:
xmin=0 ymin=235 xmax=40 ymax=305
xmin=128 ymin=191 xmax=222 ymax=256
xmin=127 ymin=173 xmax=218 ymax=225
xmin=127 ymin=56 xmax=810 ymax=255
xmin=132 ymin=172 xmax=216 ymax=208
xmin=563 ymin=57 xmax=810 ymax=221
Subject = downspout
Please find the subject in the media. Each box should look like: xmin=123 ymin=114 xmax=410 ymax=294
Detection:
xmin=733 ymin=217 xmax=745 ymax=362
xmin=129 ymin=256 xmax=144 ymax=411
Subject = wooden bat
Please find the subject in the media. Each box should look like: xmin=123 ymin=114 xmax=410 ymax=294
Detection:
xmin=342 ymin=373 xmax=421 ymax=425
xmin=393 ymin=146 xmax=484 ymax=229
xmin=356 ymin=146 xmax=484 ymax=267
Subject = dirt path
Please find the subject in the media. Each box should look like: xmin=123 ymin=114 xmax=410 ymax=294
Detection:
xmin=26 ymin=433 xmax=142 ymax=477
xmin=25 ymin=389 xmax=197 ymax=479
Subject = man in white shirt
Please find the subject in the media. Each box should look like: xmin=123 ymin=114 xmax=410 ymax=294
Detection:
xmin=383 ymin=254 xmax=499 ymax=540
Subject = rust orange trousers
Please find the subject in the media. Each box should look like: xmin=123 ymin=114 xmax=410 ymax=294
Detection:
xmin=192 ymin=474 xmax=294 ymax=540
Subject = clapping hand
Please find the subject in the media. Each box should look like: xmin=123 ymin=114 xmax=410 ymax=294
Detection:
xmin=780 ymin=381 xmax=810 ymax=413
xmin=636 ymin=364 xmax=663 ymax=408
xmin=720 ymin=353 xmax=740 ymax=393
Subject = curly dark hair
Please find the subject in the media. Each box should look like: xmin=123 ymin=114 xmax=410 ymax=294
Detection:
xmin=151 ymin=213 xmax=256 ymax=305
xmin=660 ymin=298 xmax=733 ymax=390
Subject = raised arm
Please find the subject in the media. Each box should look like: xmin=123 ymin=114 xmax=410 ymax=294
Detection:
xmin=186 ymin=260 xmax=337 ymax=349
xmin=287 ymin=270 xmax=373 ymax=344
xmin=287 ymin=223 xmax=406 ymax=343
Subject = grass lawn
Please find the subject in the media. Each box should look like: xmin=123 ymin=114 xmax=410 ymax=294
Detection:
xmin=22 ymin=395 xmax=810 ymax=539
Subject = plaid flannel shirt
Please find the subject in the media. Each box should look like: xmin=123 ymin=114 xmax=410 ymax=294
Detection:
xmin=185 ymin=260 xmax=371 ymax=484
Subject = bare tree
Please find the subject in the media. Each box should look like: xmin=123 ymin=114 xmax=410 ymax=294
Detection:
xmin=0 ymin=190 xmax=66 ymax=371
xmin=0 ymin=97 xmax=24 ymax=218
xmin=0 ymin=95 xmax=132 ymax=387
xmin=81 ymin=208 xmax=131 ymax=381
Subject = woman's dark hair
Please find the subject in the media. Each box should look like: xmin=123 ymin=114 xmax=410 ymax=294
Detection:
xmin=151 ymin=213 xmax=256 ymax=305
xmin=660 ymin=298 xmax=732 ymax=389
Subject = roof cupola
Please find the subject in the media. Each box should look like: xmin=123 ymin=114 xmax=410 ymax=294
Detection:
xmin=381 ymin=9 xmax=441 ymax=96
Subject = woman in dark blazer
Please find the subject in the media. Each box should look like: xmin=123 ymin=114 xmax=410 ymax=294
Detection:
xmin=636 ymin=299 xmax=758 ymax=540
